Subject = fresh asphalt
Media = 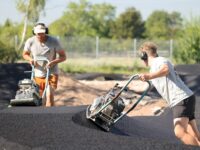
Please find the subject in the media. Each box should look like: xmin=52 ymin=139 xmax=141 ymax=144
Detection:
xmin=0 ymin=63 xmax=199 ymax=150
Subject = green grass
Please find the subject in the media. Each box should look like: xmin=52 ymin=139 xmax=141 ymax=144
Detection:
xmin=59 ymin=57 xmax=149 ymax=75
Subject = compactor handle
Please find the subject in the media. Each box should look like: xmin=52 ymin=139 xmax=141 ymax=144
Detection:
xmin=34 ymin=56 xmax=50 ymax=64
xmin=33 ymin=56 xmax=51 ymax=99
xmin=30 ymin=56 xmax=50 ymax=80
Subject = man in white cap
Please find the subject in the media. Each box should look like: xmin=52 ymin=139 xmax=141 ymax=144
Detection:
xmin=22 ymin=23 xmax=66 ymax=107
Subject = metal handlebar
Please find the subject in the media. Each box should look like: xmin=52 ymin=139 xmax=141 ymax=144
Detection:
xmin=111 ymin=74 xmax=151 ymax=123
xmin=31 ymin=56 xmax=50 ymax=99
xmin=115 ymin=74 xmax=150 ymax=99
xmin=34 ymin=56 xmax=50 ymax=63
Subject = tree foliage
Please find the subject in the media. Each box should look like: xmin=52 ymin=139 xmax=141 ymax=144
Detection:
xmin=0 ymin=20 xmax=19 ymax=48
xmin=0 ymin=20 xmax=33 ymax=60
xmin=145 ymin=10 xmax=183 ymax=40
xmin=111 ymin=7 xmax=145 ymax=39
xmin=49 ymin=0 xmax=115 ymax=37
xmin=89 ymin=3 xmax=115 ymax=38
xmin=16 ymin=0 xmax=46 ymax=50
xmin=0 ymin=0 xmax=196 ymax=65
xmin=16 ymin=0 xmax=46 ymax=23
xmin=0 ymin=40 xmax=18 ymax=63
xmin=174 ymin=18 xmax=200 ymax=64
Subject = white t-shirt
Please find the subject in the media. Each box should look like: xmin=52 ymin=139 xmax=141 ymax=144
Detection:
xmin=24 ymin=35 xmax=63 ymax=77
xmin=150 ymin=57 xmax=193 ymax=107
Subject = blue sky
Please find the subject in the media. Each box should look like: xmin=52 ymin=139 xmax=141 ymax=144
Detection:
xmin=0 ymin=0 xmax=200 ymax=25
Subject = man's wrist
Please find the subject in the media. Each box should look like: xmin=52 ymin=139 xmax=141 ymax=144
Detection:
xmin=146 ymin=73 xmax=154 ymax=80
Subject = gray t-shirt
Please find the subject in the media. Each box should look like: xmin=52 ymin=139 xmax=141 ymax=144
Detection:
xmin=24 ymin=35 xmax=63 ymax=77
xmin=150 ymin=57 xmax=193 ymax=107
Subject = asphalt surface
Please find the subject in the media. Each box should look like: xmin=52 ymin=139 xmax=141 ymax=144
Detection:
xmin=0 ymin=63 xmax=200 ymax=150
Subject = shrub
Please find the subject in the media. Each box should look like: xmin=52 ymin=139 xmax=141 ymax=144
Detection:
xmin=174 ymin=17 xmax=200 ymax=64
xmin=0 ymin=41 xmax=18 ymax=63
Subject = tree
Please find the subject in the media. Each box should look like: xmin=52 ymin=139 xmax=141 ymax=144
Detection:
xmin=0 ymin=40 xmax=18 ymax=63
xmin=50 ymin=0 xmax=116 ymax=37
xmin=89 ymin=3 xmax=115 ymax=37
xmin=168 ymin=12 xmax=183 ymax=38
xmin=0 ymin=20 xmax=19 ymax=48
xmin=16 ymin=0 xmax=46 ymax=50
xmin=0 ymin=20 xmax=33 ymax=60
xmin=145 ymin=10 xmax=182 ymax=40
xmin=174 ymin=17 xmax=200 ymax=64
xmin=50 ymin=0 xmax=94 ymax=37
xmin=111 ymin=7 xmax=145 ymax=39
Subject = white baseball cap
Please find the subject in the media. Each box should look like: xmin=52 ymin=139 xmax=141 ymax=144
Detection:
xmin=33 ymin=24 xmax=46 ymax=34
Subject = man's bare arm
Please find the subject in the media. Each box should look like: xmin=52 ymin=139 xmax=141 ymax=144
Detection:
xmin=139 ymin=64 xmax=169 ymax=81
xmin=47 ymin=50 xmax=66 ymax=68
xmin=22 ymin=51 xmax=35 ymax=65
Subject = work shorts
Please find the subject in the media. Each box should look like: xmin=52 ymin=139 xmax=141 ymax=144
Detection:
xmin=172 ymin=95 xmax=196 ymax=121
xmin=34 ymin=74 xmax=58 ymax=96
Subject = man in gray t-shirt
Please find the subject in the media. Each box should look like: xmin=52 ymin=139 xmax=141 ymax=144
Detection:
xmin=23 ymin=23 xmax=66 ymax=107
xmin=138 ymin=41 xmax=200 ymax=146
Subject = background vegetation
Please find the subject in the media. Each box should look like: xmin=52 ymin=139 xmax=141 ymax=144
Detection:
xmin=59 ymin=57 xmax=148 ymax=75
xmin=0 ymin=0 xmax=200 ymax=74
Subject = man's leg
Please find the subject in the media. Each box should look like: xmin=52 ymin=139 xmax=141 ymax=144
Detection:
xmin=45 ymin=74 xmax=58 ymax=107
xmin=34 ymin=77 xmax=45 ymax=105
xmin=45 ymin=85 xmax=55 ymax=107
xmin=187 ymin=119 xmax=200 ymax=144
xmin=174 ymin=117 xmax=200 ymax=146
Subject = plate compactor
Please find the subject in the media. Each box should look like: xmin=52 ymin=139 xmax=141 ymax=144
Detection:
xmin=86 ymin=74 xmax=151 ymax=131
xmin=10 ymin=56 xmax=50 ymax=106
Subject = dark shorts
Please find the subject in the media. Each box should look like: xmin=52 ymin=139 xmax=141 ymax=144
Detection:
xmin=172 ymin=95 xmax=196 ymax=121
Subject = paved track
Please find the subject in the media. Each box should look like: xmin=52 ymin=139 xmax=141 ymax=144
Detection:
xmin=0 ymin=63 xmax=199 ymax=150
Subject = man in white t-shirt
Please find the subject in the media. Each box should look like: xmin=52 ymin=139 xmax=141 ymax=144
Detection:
xmin=22 ymin=23 xmax=66 ymax=107
xmin=138 ymin=41 xmax=200 ymax=146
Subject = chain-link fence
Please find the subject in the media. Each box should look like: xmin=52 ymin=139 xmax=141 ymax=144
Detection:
xmin=60 ymin=36 xmax=174 ymax=59
xmin=13 ymin=35 xmax=173 ymax=59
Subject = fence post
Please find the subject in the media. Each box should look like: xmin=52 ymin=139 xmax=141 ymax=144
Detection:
xmin=96 ymin=36 xmax=99 ymax=58
xmin=170 ymin=39 xmax=173 ymax=60
xmin=56 ymin=36 xmax=60 ymax=40
xmin=133 ymin=38 xmax=137 ymax=57
xmin=14 ymin=35 xmax=18 ymax=50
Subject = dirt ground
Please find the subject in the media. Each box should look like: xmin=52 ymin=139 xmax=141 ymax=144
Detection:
xmin=54 ymin=73 xmax=167 ymax=117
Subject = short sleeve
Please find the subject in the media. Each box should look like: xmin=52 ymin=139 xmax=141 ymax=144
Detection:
xmin=54 ymin=38 xmax=63 ymax=52
xmin=24 ymin=38 xmax=32 ymax=52
xmin=157 ymin=57 xmax=169 ymax=69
